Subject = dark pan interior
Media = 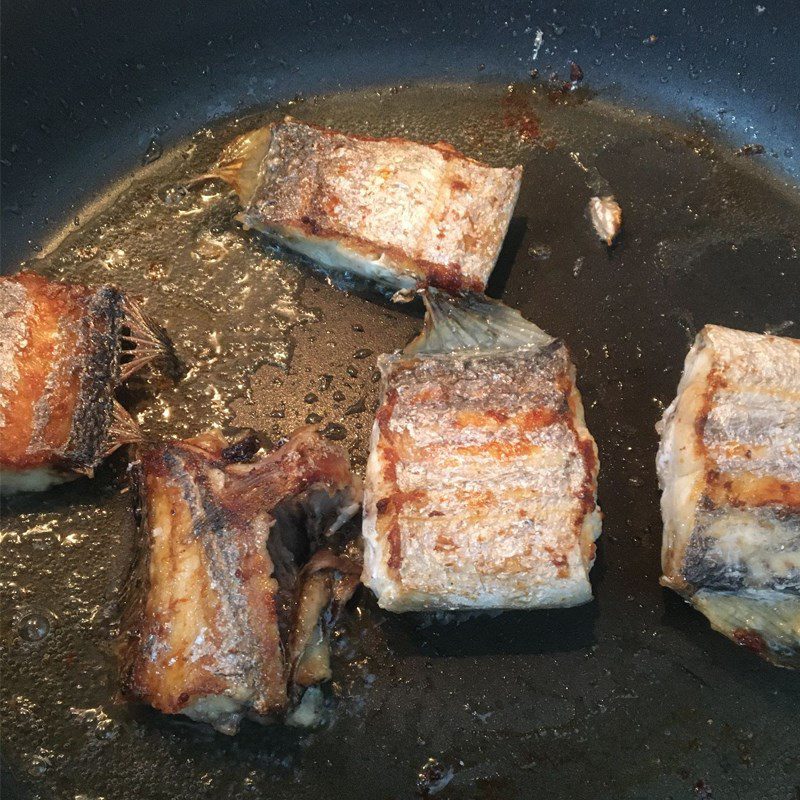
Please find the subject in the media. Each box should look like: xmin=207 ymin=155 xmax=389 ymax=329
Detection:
xmin=2 ymin=3 xmax=800 ymax=800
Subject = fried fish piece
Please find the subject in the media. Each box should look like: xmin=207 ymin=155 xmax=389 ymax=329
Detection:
xmin=0 ymin=272 xmax=176 ymax=494
xmin=207 ymin=117 xmax=523 ymax=293
xmin=657 ymin=325 xmax=800 ymax=667
xmin=118 ymin=428 xmax=362 ymax=734
xmin=362 ymin=291 xmax=601 ymax=611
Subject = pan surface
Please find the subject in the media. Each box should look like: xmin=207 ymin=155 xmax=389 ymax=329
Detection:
xmin=2 ymin=2 xmax=800 ymax=798
xmin=2 ymin=81 xmax=799 ymax=800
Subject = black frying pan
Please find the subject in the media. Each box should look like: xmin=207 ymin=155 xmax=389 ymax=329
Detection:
xmin=2 ymin=2 xmax=799 ymax=799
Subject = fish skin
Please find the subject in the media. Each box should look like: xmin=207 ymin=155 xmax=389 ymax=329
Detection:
xmin=363 ymin=294 xmax=601 ymax=612
xmin=118 ymin=428 xmax=362 ymax=734
xmin=657 ymin=324 xmax=800 ymax=667
xmin=215 ymin=118 xmax=523 ymax=293
xmin=0 ymin=272 xmax=175 ymax=493
xmin=0 ymin=273 xmax=124 ymax=486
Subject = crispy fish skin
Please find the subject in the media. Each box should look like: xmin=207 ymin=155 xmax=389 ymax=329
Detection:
xmin=118 ymin=428 xmax=361 ymax=734
xmin=0 ymin=272 xmax=175 ymax=494
xmin=657 ymin=324 xmax=800 ymax=667
xmin=1 ymin=273 xmax=125 ymax=491
xmin=213 ymin=118 xmax=523 ymax=293
xmin=363 ymin=294 xmax=601 ymax=611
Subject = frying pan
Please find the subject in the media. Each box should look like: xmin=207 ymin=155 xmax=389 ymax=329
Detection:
xmin=1 ymin=1 xmax=799 ymax=798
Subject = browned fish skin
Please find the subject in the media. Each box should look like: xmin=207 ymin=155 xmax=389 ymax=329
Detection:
xmin=363 ymin=294 xmax=601 ymax=611
xmin=118 ymin=428 xmax=361 ymax=734
xmin=0 ymin=272 xmax=175 ymax=492
xmin=215 ymin=118 xmax=523 ymax=293
xmin=657 ymin=325 xmax=800 ymax=667
xmin=1 ymin=273 xmax=125 ymax=476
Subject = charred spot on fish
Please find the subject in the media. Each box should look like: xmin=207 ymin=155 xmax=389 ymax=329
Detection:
xmin=386 ymin=521 xmax=403 ymax=571
xmin=733 ymin=628 xmax=767 ymax=654
xmin=375 ymin=498 xmax=391 ymax=515
xmin=697 ymin=493 xmax=717 ymax=512
xmin=681 ymin=531 xmax=747 ymax=591
xmin=63 ymin=287 xmax=125 ymax=468
xmin=221 ymin=431 xmax=261 ymax=463
xmin=300 ymin=215 xmax=321 ymax=235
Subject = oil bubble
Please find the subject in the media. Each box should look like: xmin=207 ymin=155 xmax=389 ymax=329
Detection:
xmin=18 ymin=611 xmax=52 ymax=642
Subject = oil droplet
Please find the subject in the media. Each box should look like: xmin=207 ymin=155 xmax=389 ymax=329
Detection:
xmin=193 ymin=230 xmax=228 ymax=262
xmin=346 ymin=366 xmax=359 ymax=378
xmin=305 ymin=412 xmax=323 ymax=424
xmin=304 ymin=392 xmax=319 ymax=404
xmin=344 ymin=397 xmax=366 ymax=416
xmin=143 ymin=137 xmax=164 ymax=165
xmin=18 ymin=612 xmax=51 ymax=642
xmin=417 ymin=758 xmax=454 ymax=797
xmin=319 ymin=374 xmax=333 ymax=391
xmin=333 ymin=390 xmax=346 ymax=402
xmin=527 ymin=243 xmax=552 ymax=260
xmin=320 ymin=422 xmax=347 ymax=441
xmin=160 ymin=184 xmax=189 ymax=205
xmin=353 ymin=348 xmax=373 ymax=360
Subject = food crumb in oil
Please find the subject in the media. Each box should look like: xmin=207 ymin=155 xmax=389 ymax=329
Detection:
xmin=588 ymin=195 xmax=622 ymax=246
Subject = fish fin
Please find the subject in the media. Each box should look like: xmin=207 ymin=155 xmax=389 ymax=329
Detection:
xmin=193 ymin=126 xmax=274 ymax=203
xmin=104 ymin=400 xmax=143 ymax=456
xmin=405 ymin=289 xmax=555 ymax=355
xmin=120 ymin=297 xmax=182 ymax=381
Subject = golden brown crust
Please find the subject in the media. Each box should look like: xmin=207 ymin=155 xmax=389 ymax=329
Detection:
xmin=364 ymin=344 xmax=601 ymax=611
xmin=0 ymin=272 xmax=122 ymax=473
xmin=127 ymin=446 xmax=286 ymax=713
xmin=257 ymin=217 xmax=487 ymax=294
xmin=119 ymin=428 xmax=361 ymax=731
xmin=217 ymin=118 xmax=522 ymax=293
xmin=657 ymin=325 xmax=800 ymax=667
xmin=1 ymin=272 xmax=175 ymax=489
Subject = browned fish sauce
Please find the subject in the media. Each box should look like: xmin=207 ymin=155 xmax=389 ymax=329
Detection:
xmin=1 ymin=83 xmax=799 ymax=800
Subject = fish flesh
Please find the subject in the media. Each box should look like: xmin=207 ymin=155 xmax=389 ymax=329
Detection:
xmin=657 ymin=324 xmax=800 ymax=667
xmin=118 ymin=428 xmax=362 ymax=734
xmin=362 ymin=291 xmax=601 ymax=611
xmin=207 ymin=117 xmax=523 ymax=293
xmin=0 ymin=272 xmax=177 ymax=494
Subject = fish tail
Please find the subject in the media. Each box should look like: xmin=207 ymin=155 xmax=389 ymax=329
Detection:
xmin=196 ymin=126 xmax=274 ymax=203
xmin=407 ymin=289 xmax=554 ymax=355
xmin=120 ymin=297 xmax=183 ymax=381
xmin=104 ymin=400 xmax=144 ymax=457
